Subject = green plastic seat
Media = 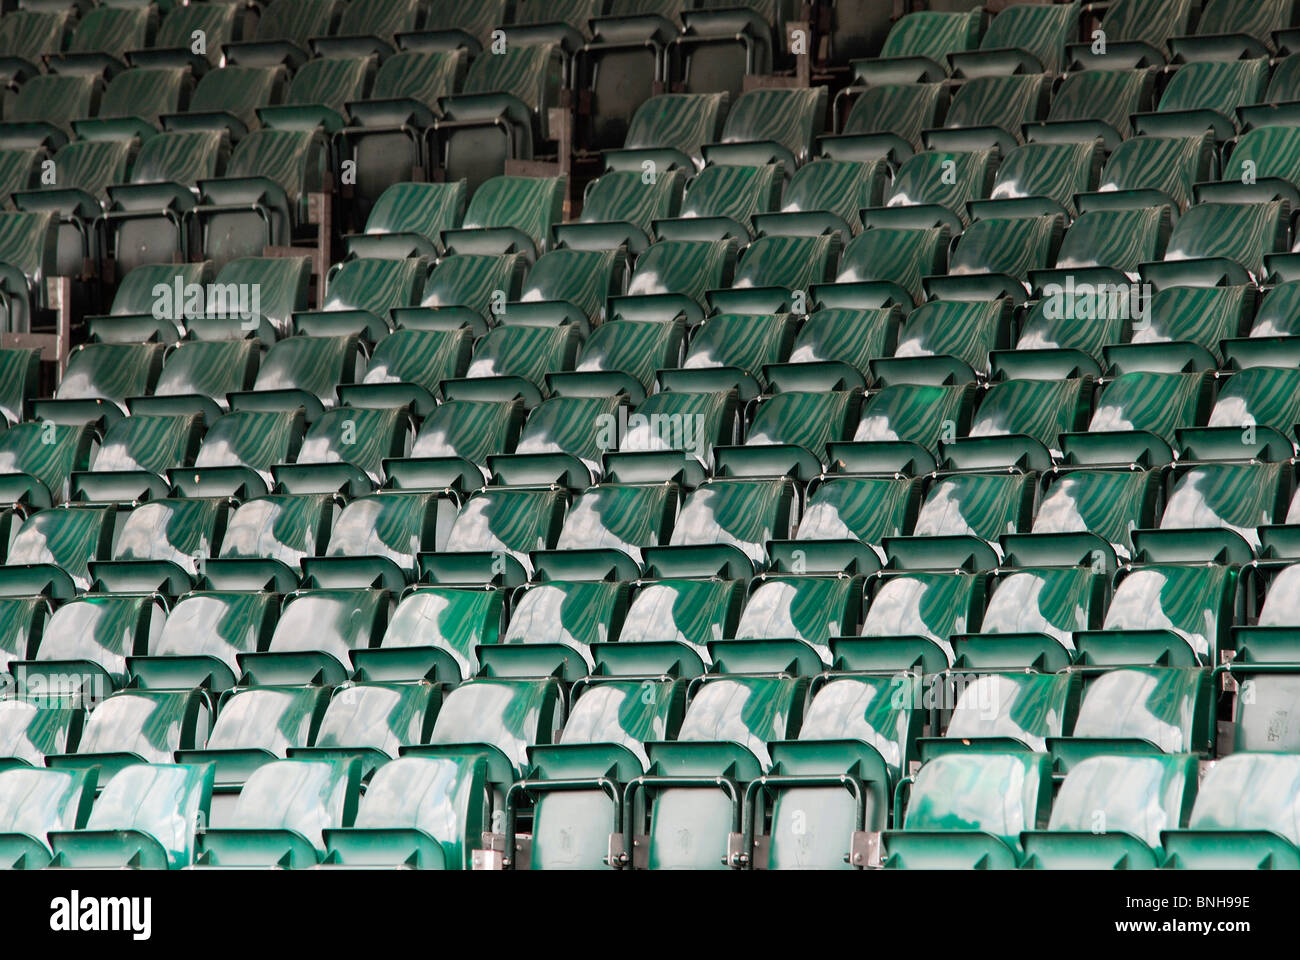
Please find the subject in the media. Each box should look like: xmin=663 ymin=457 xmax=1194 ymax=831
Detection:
xmin=342 ymin=327 xmax=470 ymax=415
xmin=549 ymin=482 xmax=679 ymax=573
xmin=794 ymin=476 xmax=920 ymax=555
xmin=72 ymin=415 xmax=203 ymax=503
xmin=763 ymin=306 xmax=896 ymax=394
xmin=0 ymin=10 xmax=73 ymax=81
xmin=752 ymin=159 xmax=888 ymax=242
xmin=194 ymin=128 xmax=327 ymax=269
xmin=555 ymin=169 xmax=684 ymax=255
xmin=921 ymin=671 xmax=1077 ymax=758
xmin=322 ymin=754 xmax=489 ymax=869
xmin=0 ymin=688 xmax=79 ymax=771
xmin=710 ymin=234 xmax=840 ymax=315
xmin=1225 ymin=654 xmax=1300 ymax=752
xmin=654 ymin=162 xmax=783 ymax=242
xmin=346 ymin=181 xmax=468 ymax=260
xmin=178 ymin=409 xmax=305 ymax=499
xmin=128 ymin=590 xmax=279 ymax=692
xmin=176 ymin=685 xmax=328 ymax=787
xmin=134 ymin=339 xmax=260 ymax=425
xmin=1038 ymin=207 xmax=1173 ymax=300
xmin=432 ymin=43 xmax=565 ymax=194
xmin=716 ymin=390 xmax=858 ymax=482
xmin=49 ymin=4 xmax=156 ymax=76
xmin=96 ymin=496 xmax=224 ymax=590
xmin=1048 ymin=666 xmax=1212 ymax=771
xmin=725 ymin=573 xmax=863 ymax=666
xmin=1238 ymin=54 xmax=1300 ymax=130
xmin=703 ymin=87 xmax=827 ymax=174
xmin=611 ymin=237 xmax=737 ymax=325
xmin=1070 ymin=370 xmax=1211 ymax=467
xmin=1089 ymin=133 xmax=1214 ymax=215
xmin=607 ymin=388 xmax=738 ymax=486
xmin=291 ymin=257 xmax=427 ymax=342
xmin=3 ymin=505 xmax=114 ymax=594
xmin=0 ymin=149 xmax=43 ymax=213
xmin=18 ymin=593 xmax=162 ymax=691
xmin=257 ymin=54 xmax=374 ymax=134
xmin=450 ymin=323 xmax=580 ymax=409
xmin=872 ymin=149 xmax=997 ymax=232
xmin=0 ymin=421 xmax=95 ymax=507
xmin=311 ymin=491 xmax=449 ymax=586
xmin=231 ymin=333 xmax=363 ymax=421
xmin=927 ymin=214 xmax=1062 ymax=303
xmin=402 ymin=252 xmax=527 ymax=337
xmin=310 ymin=0 xmax=422 ymax=60
xmin=1156 ymin=461 xmax=1289 ymax=554
xmin=997 ymin=288 xmax=1131 ymax=381
xmin=950 ymin=1 xmax=1079 ymax=77
xmin=909 ymin=471 xmax=1035 ymax=543
xmin=183 ymin=255 xmax=313 ymax=341
xmin=486 ymin=578 xmax=629 ymax=679
xmin=164 ymin=64 xmax=289 ymax=142
xmin=355 ymin=585 xmax=504 ymax=682
xmin=882 ymin=751 xmax=1052 ymax=869
xmin=1135 ymin=58 xmax=1270 ymax=140
xmin=212 ymin=492 xmax=338 ymax=589
xmin=603 ymin=92 xmax=729 ymax=174
xmin=428 ymin=486 xmax=567 ymax=583
xmin=0 ymin=209 xmax=58 ymax=334
xmin=959 ymin=566 xmax=1105 ymax=668
xmin=238 ymin=587 xmax=389 ymax=686
xmin=288 ymin=680 xmax=438 ymax=773
xmin=49 ymin=762 xmax=212 ymax=870
xmin=667 ymin=477 xmax=796 ymax=567
xmin=1026 ymin=69 xmax=1154 ymax=152
xmin=0 ymin=74 xmax=99 ymax=151
xmin=87 ymin=262 xmax=211 ymax=344
xmin=599 ymin=576 xmax=744 ymax=675
xmin=1161 ymin=753 xmax=1300 ymax=869
xmin=547 ymin=317 xmax=685 ymax=402
xmin=444 ymin=175 xmax=566 ymax=264
xmin=495 ymin=394 xmax=624 ymax=487
xmin=196 ymin=758 xmax=360 ymax=868
xmin=44 ymin=688 xmax=209 ymax=779
xmin=862 ymin=570 xmax=984 ymax=663
xmin=142 ymin=1 xmax=243 ymax=71
xmin=1021 ymin=754 xmax=1196 ymax=869
xmin=842 ymin=382 xmax=976 ymax=473
xmin=1146 ymin=201 xmax=1287 ymax=287
xmin=851 ymin=9 xmax=982 ymax=84
xmin=1027 ymin=468 xmax=1161 ymax=559
xmin=391 ymin=398 xmax=523 ymax=491
xmin=670 ymin=312 xmax=795 ymax=398
xmin=0 ymin=767 xmax=95 ymax=870
xmin=824 ymin=226 xmax=948 ymax=309
xmin=923 ymin=74 xmax=1049 ymax=156
xmin=881 ymin=298 xmax=1011 ymax=384
xmin=503 ymin=246 xmax=627 ymax=331
xmin=822 ymin=83 xmax=947 ymax=164
xmin=71 ymin=65 xmax=190 ymax=143
xmin=948 ymin=377 xmax=1089 ymax=470
xmin=667 ymin=0 xmax=795 ymax=98
xmin=1169 ymin=0 xmax=1292 ymax=61
xmin=224 ymin=0 xmax=343 ymax=70
xmin=1066 ymin=0 xmax=1193 ymax=70
xmin=36 ymin=342 xmax=164 ymax=425
xmin=279 ymin=404 xmax=413 ymax=494
xmin=972 ymin=141 xmax=1102 ymax=221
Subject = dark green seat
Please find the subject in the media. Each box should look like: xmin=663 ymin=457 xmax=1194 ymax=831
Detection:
xmin=949 ymin=1 xmax=1079 ymax=77
xmin=1085 ymin=133 xmax=1214 ymax=215
xmin=293 ymin=256 xmax=427 ymax=341
xmin=851 ymin=9 xmax=983 ymax=84
xmin=726 ymin=573 xmax=863 ymax=666
xmin=546 ymin=317 xmax=684 ymax=402
xmin=718 ymin=389 xmax=859 ymax=481
xmin=176 ymin=685 xmax=328 ymax=787
xmin=822 ymin=83 xmax=947 ymax=165
xmin=355 ymin=584 xmax=504 ymax=682
xmin=0 ymin=688 xmax=78 ymax=772
xmin=176 ymin=409 xmax=305 ymax=499
xmin=428 ymin=486 xmax=567 ymax=583
xmin=185 ymin=255 xmax=313 ymax=340
xmin=1066 ymin=0 xmax=1194 ymax=70
xmin=238 ymin=587 xmax=389 ymax=686
xmin=0 ymin=347 xmax=39 ymax=425
xmin=927 ymin=214 xmax=1062 ymax=303
xmin=1035 ymin=206 xmax=1172 ymax=295
xmin=764 ymin=306 xmax=897 ymax=394
xmin=48 ymin=762 xmax=212 ymax=870
xmin=138 ymin=1 xmax=244 ymax=72
xmin=73 ymin=414 xmax=203 ymax=503
xmin=0 ymin=767 xmax=94 ymax=870
xmin=1157 ymin=461 xmax=1289 ymax=553
xmin=922 ymin=671 xmax=1077 ymax=757
xmin=345 ymin=181 xmax=468 ymax=260
xmin=287 ymin=680 xmax=438 ymax=773
xmin=703 ymin=87 xmax=827 ymax=174
xmin=861 ymin=570 xmax=984 ymax=664
xmin=606 ymin=388 xmax=738 ymax=487
xmin=553 ymin=169 xmax=684 ymax=255
xmin=1169 ymin=0 xmax=1292 ymax=62
xmin=1068 ymin=370 xmax=1212 ymax=467
xmin=502 ymin=247 xmax=627 ymax=333
xmin=486 ymin=578 xmax=629 ymax=680
xmin=1144 ymin=202 xmax=1287 ymax=288
xmin=71 ymin=65 xmax=191 ymax=143
xmin=400 ymin=252 xmax=527 ymax=337
xmin=598 ymin=576 xmax=744 ymax=676
xmin=390 ymin=398 xmax=523 ymax=492
xmin=945 ymin=377 xmax=1089 ymax=471
xmin=603 ymin=92 xmax=729 ymax=174
xmin=230 ymin=333 xmax=363 ymax=421
xmin=224 ymin=0 xmax=343 ymax=70
xmin=494 ymin=394 xmax=624 ymax=488
xmin=0 ymin=421 xmax=96 ymax=508
xmin=444 ymin=174 xmax=566 ymax=264
xmin=18 ymin=592 xmax=162 ymax=690
xmin=971 ymin=141 xmax=1102 ymax=221
xmin=878 ymin=298 xmax=1010 ymax=384
xmin=275 ymin=405 xmax=412 ymax=495
xmin=0 ymin=10 xmax=72 ymax=81
xmin=922 ymin=74 xmax=1050 ymax=156
xmin=0 ymin=74 xmax=99 ymax=151
xmin=823 ymin=226 xmax=949 ymax=309
xmin=666 ymin=477 xmax=795 ymax=569
xmin=256 ymin=54 xmax=374 ymax=134
xmin=44 ymin=688 xmax=209 ymax=780
xmin=163 ymin=64 xmax=288 ymax=142
xmin=753 ymin=159 xmax=889 ymax=242
xmin=1026 ymin=467 xmax=1161 ymax=560
xmin=1025 ymin=69 xmax=1154 ymax=151
xmin=547 ymin=481 xmax=679 ymax=574
xmin=308 ymin=0 xmax=422 ymax=61
xmin=450 ymin=323 xmax=580 ymax=408
xmin=654 ymin=162 xmax=783 ymax=242
xmin=871 ymin=149 xmax=997 ymax=233
xmin=794 ymin=475 xmax=920 ymax=555
xmin=710 ymin=234 xmax=840 ymax=315
xmin=882 ymin=752 xmax=1051 ymax=869
xmin=208 ymin=492 xmax=337 ymax=591
xmin=611 ymin=238 xmax=737 ymax=325
xmin=840 ymin=381 xmax=977 ymax=474
xmin=135 ymin=339 xmax=260 ymax=425
xmin=128 ymin=590 xmax=279 ymax=692
xmin=87 ymin=262 xmax=211 ymax=344
xmin=958 ymin=566 xmax=1105 ymax=669
xmin=1135 ymin=58 xmax=1270 ymax=140
xmin=49 ymin=4 xmax=156 ymax=77
xmin=669 ymin=312 xmax=795 ymax=399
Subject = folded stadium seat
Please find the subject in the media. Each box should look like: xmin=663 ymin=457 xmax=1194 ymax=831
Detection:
xmin=1024 ymin=467 xmax=1162 ymax=565
xmin=442 ymin=174 xmax=565 ymax=264
xmin=1160 ymin=753 xmax=1300 ymax=868
xmin=255 ymin=54 xmax=375 ymax=136
xmin=698 ymin=87 xmax=826 ymax=177
xmin=226 ymin=332 xmax=363 ymax=421
xmin=224 ymin=0 xmax=343 ymax=70
xmin=1072 ymin=562 xmax=1239 ymax=667
xmin=925 ymin=214 xmax=1064 ymax=304
xmin=88 ymin=496 xmax=225 ymax=593
xmin=0 ymin=73 xmax=99 ymax=152
xmin=916 ymin=670 xmax=1080 ymax=760
xmin=785 ymin=474 xmax=920 ymax=571
xmin=552 ymin=167 xmax=685 ymax=254
xmin=401 ymin=0 xmax=506 ymax=54
xmin=43 ymin=688 xmax=210 ymax=781
xmin=309 ymin=0 xmax=425 ymax=61
xmin=176 ymin=685 xmax=330 ymax=792
xmin=968 ymin=141 xmax=1103 ymax=222
xmin=0 ymin=420 xmax=96 ymax=508
xmin=922 ymin=74 xmax=1050 ymax=157
xmin=512 ymin=676 xmax=687 ymax=870
xmin=949 ymin=563 xmax=1107 ymax=670
xmin=1019 ymin=754 xmax=1197 ymax=869
xmin=1152 ymin=461 xmax=1292 ymax=559
xmin=489 ymin=393 xmax=624 ymax=488
xmin=343 ymin=180 xmax=468 ymax=261
xmin=761 ymin=306 xmax=898 ymax=394
xmin=1220 ymin=579 xmax=1300 ymax=742
xmin=662 ymin=311 xmax=796 ymax=399
xmin=543 ymin=316 xmax=683 ymax=402
xmin=321 ymin=753 xmax=491 ymax=869
xmin=273 ymin=403 xmax=413 ymax=495
xmin=203 ymin=491 xmax=339 ymax=592
xmin=832 ymin=381 xmax=977 ymax=477
xmin=599 ymin=387 xmax=737 ymax=488
xmin=1222 ymin=277 xmax=1300 ymax=368
xmin=0 ymin=147 xmax=45 ymax=212
xmin=336 ymin=51 xmax=468 ymax=222
xmin=429 ymin=42 xmax=566 ymax=194
xmin=538 ymin=480 xmax=680 ymax=578
xmin=1238 ymin=53 xmax=1300 ymax=130
xmin=1062 ymin=370 xmax=1210 ymax=468
xmin=1024 ymin=68 xmax=1155 ymax=152
xmin=184 ymin=255 xmax=314 ymax=341
xmin=949 ymin=1 xmax=1078 ymax=79
xmin=821 ymin=82 xmax=948 ymax=166
xmin=651 ymin=161 xmax=782 ymax=242
xmin=443 ymin=322 xmax=581 ymax=409
xmin=867 ymin=148 xmax=997 ymax=234
xmin=10 ymin=587 xmax=160 ymax=696
xmin=421 ymin=485 xmax=567 ymax=584
xmin=1066 ymin=0 xmax=1194 ymax=71
xmin=67 ymin=414 xmax=204 ymax=504
xmin=476 ymin=575 xmax=630 ymax=680
xmin=129 ymin=339 xmax=260 ymax=428
xmin=191 ymin=127 xmax=329 ymax=271
xmin=750 ymin=158 xmax=889 ymax=243
xmin=291 ymin=255 xmax=427 ymax=341
xmin=602 ymin=91 xmax=730 ymax=175
xmin=0 ymin=347 xmax=37 ymax=428
xmin=1168 ymin=0 xmax=1293 ymax=63
xmin=13 ymin=138 xmax=136 ymax=282
xmin=818 ymin=226 xmax=949 ymax=311
xmin=0 ymin=9 xmax=72 ymax=81
xmin=1144 ymin=202 xmax=1286 ymax=289
xmin=1133 ymin=59 xmax=1270 ymax=141
xmin=102 ymin=129 xmax=230 ymax=274
xmin=128 ymin=0 xmax=247 ymax=74
xmin=67 ymin=65 xmax=191 ymax=143
xmin=609 ymin=237 xmax=737 ymax=325
xmin=1075 ymin=133 xmax=1213 ymax=217
xmin=394 ymin=252 xmax=527 ymax=337
xmin=874 ymin=298 xmax=1011 ymax=386
xmin=1174 ymin=366 xmax=1300 ymax=464
xmin=283 ymin=679 xmax=439 ymax=776
xmin=48 ymin=762 xmax=212 ymax=869
xmin=194 ymin=757 xmax=361 ymax=867
xmin=0 ymin=767 xmax=95 ymax=869
xmin=161 ymin=64 xmax=289 ymax=142
xmin=712 ymin=388 xmax=860 ymax=483
xmin=1109 ymin=285 xmax=1254 ymax=375
xmin=503 ymin=0 xmax=604 ymax=70
xmin=337 ymin=326 xmax=471 ymax=415
xmin=1031 ymin=206 xmax=1172 ymax=297
xmin=1200 ymin=125 xmax=1300 ymax=212
xmin=850 ymin=8 xmax=983 ymax=85
xmin=32 ymin=341 xmax=164 ymax=426
xmin=574 ymin=0 xmax=684 ymax=153
xmin=383 ymin=397 xmax=523 ymax=492
xmin=87 ymin=261 xmax=211 ymax=346
xmin=498 ymin=245 xmax=627 ymax=333
xmin=622 ymin=674 xmax=807 ymax=870
xmin=940 ymin=377 xmax=1091 ymax=473
xmin=667 ymin=0 xmax=797 ymax=99
xmin=884 ymin=470 xmax=1036 ymax=571
xmin=712 ymin=571 xmax=864 ymax=670
xmin=859 ymin=569 xmax=984 ymax=665
xmin=656 ymin=476 xmax=796 ymax=572
xmin=47 ymin=4 xmax=157 ymax=77
xmin=0 ymin=669 xmax=79 ymax=770
xmin=709 ymin=234 xmax=839 ymax=315
xmin=882 ymin=751 xmax=1051 ymax=869
xmin=124 ymin=590 xmax=278 ymax=692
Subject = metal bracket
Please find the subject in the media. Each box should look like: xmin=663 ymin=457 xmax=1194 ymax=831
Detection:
xmin=848 ymin=830 xmax=882 ymax=869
